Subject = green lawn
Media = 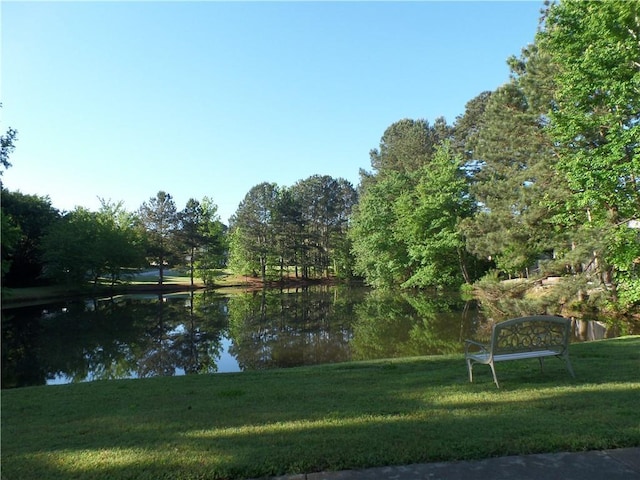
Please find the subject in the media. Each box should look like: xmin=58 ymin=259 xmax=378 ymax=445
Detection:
xmin=1 ymin=270 xmax=248 ymax=307
xmin=2 ymin=337 xmax=639 ymax=480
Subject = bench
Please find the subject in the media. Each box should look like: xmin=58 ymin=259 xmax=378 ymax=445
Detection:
xmin=465 ymin=315 xmax=575 ymax=388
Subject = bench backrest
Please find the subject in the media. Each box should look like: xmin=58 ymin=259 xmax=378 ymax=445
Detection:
xmin=491 ymin=315 xmax=571 ymax=355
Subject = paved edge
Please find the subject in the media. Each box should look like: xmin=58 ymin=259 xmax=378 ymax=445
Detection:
xmin=260 ymin=448 xmax=640 ymax=480
xmin=605 ymin=447 xmax=640 ymax=472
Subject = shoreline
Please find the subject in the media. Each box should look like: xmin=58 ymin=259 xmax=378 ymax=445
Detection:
xmin=1 ymin=275 xmax=344 ymax=309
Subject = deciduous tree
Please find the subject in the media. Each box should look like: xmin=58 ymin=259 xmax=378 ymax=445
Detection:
xmin=349 ymin=172 xmax=412 ymax=288
xmin=1 ymin=190 xmax=60 ymax=287
xmin=394 ymin=141 xmax=475 ymax=288
xmin=538 ymin=0 xmax=640 ymax=303
xmin=0 ymin=103 xmax=17 ymax=177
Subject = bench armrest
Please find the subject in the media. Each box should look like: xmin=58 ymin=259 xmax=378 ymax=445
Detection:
xmin=464 ymin=339 xmax=489 ymax=355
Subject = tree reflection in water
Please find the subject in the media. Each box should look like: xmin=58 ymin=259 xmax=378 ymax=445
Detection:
xmin=1 ymin=291 xmax=228 ymax=388
xmin=7 ymin=285 xmax=631 ymax=389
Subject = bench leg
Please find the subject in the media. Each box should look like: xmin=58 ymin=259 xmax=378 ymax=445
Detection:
xmin=467 ymin=359 xmax=474 ymax=383
xmin=563 ymin=354 xmax=575 ymax=378
xmin=538 ymin=357 xmax=545 ymax=373
xmin=489 ymin=362 xmax=500 ymax=388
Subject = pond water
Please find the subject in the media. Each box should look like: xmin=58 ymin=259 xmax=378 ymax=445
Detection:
xmin=1 ymin=285 xmax=634 ymax=388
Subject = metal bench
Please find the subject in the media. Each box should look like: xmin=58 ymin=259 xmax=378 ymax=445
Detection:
xmin=465 ymin=315 xmax=575 ymax=388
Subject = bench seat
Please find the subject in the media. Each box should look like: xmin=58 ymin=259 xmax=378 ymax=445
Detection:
xmin=468 ymin=349 xmax=564 ymax=363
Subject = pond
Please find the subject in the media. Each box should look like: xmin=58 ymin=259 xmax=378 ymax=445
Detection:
xmin=1 ymin=285 xmax=634 ymax=388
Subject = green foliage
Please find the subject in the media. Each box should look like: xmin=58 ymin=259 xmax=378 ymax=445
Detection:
xmin=349 ymin=172 xmax=412 ymax=288
xmin=536 ymin=0 xmax=640 ymax=305
xmin=369 ymin=117 xmax=452 ymax=175
xmin=0 ymin=190 xmax=60 ymax=287
xmin=618 ymin=278 xmax=640 ymax=309
xmin=137 ymin=191 xmax=179 ymax=284
xmin=351 ymin=118 xmax=448 ymax=288
xmin=460 ymin=76 xmax=564 ymax=278
xmin=1 ymin=209 xmax=21 ymax=277
xmin=178 ymin=197 xmax=226 ymax=287
xmin=394 ymin=142 xmax=473 ymax=288
xmin=608 ymin=225 xmax=640 ymax=308
xmin=541 ymin=1 xmax=640 ymax=219
xmin=229 ymin=178 xmax=357 ymax=281
xmin=97 ymin=199 xmax=147 ymax=284
xmin=42 ymin=208 xmax=102 ymax=285
xmin=0 ymin=103 xmax=17 ymax=175
xmin=452 ymin=91 xmax=492 ymax=161
xmin=42 ymin=207 xmax=145 ymax=287
xmin=228 ymin=182 xmax=280 ymax=280
xmin=351 ymin=122 xmax=478 ymax=289
xmin=227 ymin=226 xmax=261 ymax=277
xmin=290 ymin=175 xmax=358 ymax=279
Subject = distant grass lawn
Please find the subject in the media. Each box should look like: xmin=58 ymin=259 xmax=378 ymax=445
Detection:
xmin=2 ymin=337 xmax=639 ymax=480
xmin=1 ymin=270 xmax=251 ymax=307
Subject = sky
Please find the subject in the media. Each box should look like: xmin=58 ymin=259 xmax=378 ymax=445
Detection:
xmin=1 ymin=0 xmax=544 ymax=224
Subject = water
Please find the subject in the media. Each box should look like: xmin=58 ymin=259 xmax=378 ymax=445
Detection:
xmin=1 ymin=285 xmax=633 ymax=388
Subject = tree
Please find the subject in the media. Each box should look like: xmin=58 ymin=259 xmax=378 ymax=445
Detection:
xmin=228 ymin=183 xmax=280 ymax=281
xmin=271 ymin=187 xmax=304 ymax=280
xmin=229 ymin=177 xmax=356 ymax=283
xmin=178 ymin=197 xmax=226 ymax=287
xmin=369 ymin=118 xmax=452 ymax=177
xmin=1 ymin=190 xmax=60 ymax=287
xmin=1 ymin=209 xmax=21 ymax=279
xmin=327 ymin=178 xmax=359 ymax=279
xmin=137 ymin=191 xmax=178 ymax=285
xmin=349 ymin=172 xmax=412 ymax=288
xmin=42 ymin=208 xmax=102 ymax=286
xmin=0 ymin=103 xmax=17 ymax=178
xmin=350 ymin=117 xmax=456 ymax=288
xmin=290 ymin=175 xmax=357 ymax=279
xmin=538 ymin=0 xmax=640 ymax=303
xmin=97 ymin=199 xmax=146 ymax=285
xmin=179 ymin=199 xmax=206 ymax=287
xmin=394 ymin=141 xmax=475 ymax=288
xmin=195 ymin=197 xmax=227 ymax=286
xmin=451 ymin=91 xmax=492 ymax=162
xmin=460 ymin=71 xmax=565 ymax=278
xmin=42 ymin=206 xmax=145 ymax=288
xmin=0 ymin=112 xmax=20 ymax=278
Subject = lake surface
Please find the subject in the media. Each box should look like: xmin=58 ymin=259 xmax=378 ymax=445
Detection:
xmin=1 ymin=285 xmax=633 ymax=388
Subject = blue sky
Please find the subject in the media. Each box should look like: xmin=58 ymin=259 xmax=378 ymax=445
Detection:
xmin=1 ymin=1 xmax=543 ymax=224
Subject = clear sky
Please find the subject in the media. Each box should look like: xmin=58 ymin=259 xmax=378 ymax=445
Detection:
xmin=1 ymin=0 xmax=543 ymax=224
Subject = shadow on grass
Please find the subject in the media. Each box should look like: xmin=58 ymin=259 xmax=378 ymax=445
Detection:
xmin=2 ymin=337 xmax=639 ymax=480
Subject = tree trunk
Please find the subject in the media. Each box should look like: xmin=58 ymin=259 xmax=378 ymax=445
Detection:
xmin=190 ymin=246 xmax=195 ymax=287
xmin=457 ymin=248 xmax=471 ymax=284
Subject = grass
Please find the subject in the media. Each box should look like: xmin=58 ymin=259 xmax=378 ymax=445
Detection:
xmin=1 ymin=285 xmax=73 ymax=303
xmin=2 ymin=337 xmax=640 ymax=480
xmin=1 ymin=270 xmax=252 ymax=307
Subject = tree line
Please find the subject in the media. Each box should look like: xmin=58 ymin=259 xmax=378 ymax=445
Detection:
xmin=228 ymin=176 xmax=357 ymax=282
xmin=350 ymin=0 xmax=639 ymax=311
xmin=0 ymin=190 xmax=226 ymax=289
xmin=1 ymin=0 xmax=638 ymax=311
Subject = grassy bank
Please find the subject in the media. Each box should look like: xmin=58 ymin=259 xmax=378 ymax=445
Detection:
xmin=0 ymin=270 xmax=254 ymax=308
xmin=2 ymin=337 xmax=639 ymax=480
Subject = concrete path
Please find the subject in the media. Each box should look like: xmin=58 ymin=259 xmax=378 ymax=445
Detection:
xmin=263 ymin=448 xmax=640 ymax=480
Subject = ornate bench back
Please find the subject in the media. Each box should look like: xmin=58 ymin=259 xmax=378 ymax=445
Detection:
xmin=491 ymin=315 xmax=571 ymax=355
